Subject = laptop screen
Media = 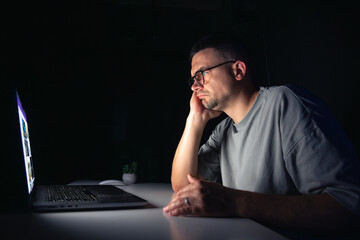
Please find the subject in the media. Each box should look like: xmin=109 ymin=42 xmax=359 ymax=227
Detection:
xmin=16 ymin=92 xmax=35 ymax=194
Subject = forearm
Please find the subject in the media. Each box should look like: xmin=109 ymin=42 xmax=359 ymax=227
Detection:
xmin=171 ymin=114 xmax=206 ymax=192
xmin=238 ymin=191 xmax=358 ymax=234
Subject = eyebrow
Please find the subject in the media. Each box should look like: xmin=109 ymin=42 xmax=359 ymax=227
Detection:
xmin=192 ymin=65 xmax=210 ymax=76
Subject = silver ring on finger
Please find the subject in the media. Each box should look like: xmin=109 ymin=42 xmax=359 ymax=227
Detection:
xmin=184 ymin=197 xmax=190 ymax=206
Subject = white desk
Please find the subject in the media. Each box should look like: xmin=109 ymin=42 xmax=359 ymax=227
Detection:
xmin=0 ymin=182 xmax=290 ymax=240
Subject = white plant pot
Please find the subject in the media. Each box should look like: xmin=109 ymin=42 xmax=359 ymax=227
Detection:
xmin=122 ymin=173 xmax=137 ymax=185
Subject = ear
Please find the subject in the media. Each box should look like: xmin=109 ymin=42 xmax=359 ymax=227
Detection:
xmin=233 ymin=61 xmax=246 ymax=81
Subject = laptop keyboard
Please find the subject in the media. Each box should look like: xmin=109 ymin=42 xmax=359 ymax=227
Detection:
xmin=46 ymin=185 xmax=98 ymax=202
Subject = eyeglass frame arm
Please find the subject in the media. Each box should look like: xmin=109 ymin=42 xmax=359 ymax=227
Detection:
xmin=189 ymin=60 xmax=236 ymax=86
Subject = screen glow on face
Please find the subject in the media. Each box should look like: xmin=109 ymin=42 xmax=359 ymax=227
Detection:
xmin=17 ymin=96 xmax=35 ymax=194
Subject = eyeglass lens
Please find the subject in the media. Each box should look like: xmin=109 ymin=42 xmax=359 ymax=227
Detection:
xmin=189 ymin=72 xmax=204 ymax=86
xmin=195 ymin=72 xmax=204 ymax=85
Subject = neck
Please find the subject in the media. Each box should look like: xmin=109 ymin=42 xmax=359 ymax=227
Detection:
xmin=224 ymin=83 xmax=259 ymax=124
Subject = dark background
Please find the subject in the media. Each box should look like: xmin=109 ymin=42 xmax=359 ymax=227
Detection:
xmin=1 ymin=0 xmax=359 ymax=185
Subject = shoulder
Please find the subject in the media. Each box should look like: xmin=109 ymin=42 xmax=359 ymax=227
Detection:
xmin=259 ymin=85 xmax=298 ymax=109
xmin=261 ymin=85 xmax=325 ymax=145
xmin=261 ymin=84 xmax=329 ymax=116
xmin=262 ymin=84 xmax=310 ymax=102
xmin=199 ymin=116 xmax=232 ymax=152
xmin=213 ymin=117 xmax=233 ymax=134
xmin=205 ymin=116 xmax=233 ymax=143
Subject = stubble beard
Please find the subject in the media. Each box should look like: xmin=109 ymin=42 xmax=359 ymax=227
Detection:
xmin=203 ymin=98 xmax=219 ymax=110
xmin=202 ymin=94 xmax=230 ymax=111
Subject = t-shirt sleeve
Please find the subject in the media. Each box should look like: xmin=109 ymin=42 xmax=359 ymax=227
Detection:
xmin=282 ymin=85 xmax=360 ymax=216
xmin=285 ymin=126 xmax=360 ymax=215
xmin=197 ymin=118 xmax=230 ymax=184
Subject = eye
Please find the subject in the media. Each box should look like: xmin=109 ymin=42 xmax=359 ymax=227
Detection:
xmin=195 ymin=72 xmax=202 ymax=80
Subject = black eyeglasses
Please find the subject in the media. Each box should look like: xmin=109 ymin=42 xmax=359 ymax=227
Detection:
xmin=188 ymin=60 xmax=236 ymax=87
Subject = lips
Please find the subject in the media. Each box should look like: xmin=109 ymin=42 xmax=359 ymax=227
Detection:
xmin=197 ymin=94 xmax=207 ymax=100
xmin=196 ymin=92 xmax=208 ymax=99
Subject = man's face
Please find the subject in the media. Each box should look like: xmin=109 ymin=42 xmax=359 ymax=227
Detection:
xmin=190 ymin=48 xmax=235 ymax=111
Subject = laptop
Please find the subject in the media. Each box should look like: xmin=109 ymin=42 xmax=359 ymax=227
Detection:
xmin=12 ymin=90 xmax=148 ymax=211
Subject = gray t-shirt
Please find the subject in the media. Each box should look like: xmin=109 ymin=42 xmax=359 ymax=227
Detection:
xmin=198 ymin=84 xmax=360 ymax=215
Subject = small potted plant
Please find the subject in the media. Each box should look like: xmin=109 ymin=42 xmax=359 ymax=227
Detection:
xmin=122 ymin=161 xmax=137 ymax=185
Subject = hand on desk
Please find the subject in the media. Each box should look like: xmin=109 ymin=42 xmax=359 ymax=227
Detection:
xmin=163 ymin=174 xmax=240 ymax=217
xmin=163 ymin=174 xmax=360 ymax=237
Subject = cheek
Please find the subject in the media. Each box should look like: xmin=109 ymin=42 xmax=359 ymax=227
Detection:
xmin=210 ymin=81 xmax=229 ymax=97
xmin=206 ymin=71 xmax=233 ymax=96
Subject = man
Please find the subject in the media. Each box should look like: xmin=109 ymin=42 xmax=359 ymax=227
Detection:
xmin=163 ymin=34 xmax=360 ymax=235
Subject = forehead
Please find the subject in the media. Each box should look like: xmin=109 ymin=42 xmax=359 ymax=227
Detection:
xmin=191 ymin=48 xmax=226 ymax=75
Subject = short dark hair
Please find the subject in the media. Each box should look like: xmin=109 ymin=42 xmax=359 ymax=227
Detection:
xmin=189 ymin=34 xmax=249 ymax=64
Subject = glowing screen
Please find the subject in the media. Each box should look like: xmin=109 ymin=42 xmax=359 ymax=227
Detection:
xmin=17 ymin=93 xmax=35 ymax=194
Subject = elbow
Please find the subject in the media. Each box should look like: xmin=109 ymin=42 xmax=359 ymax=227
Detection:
xmin=172 ymin=184 xmax=182 ymax=193
xmin=172 ymin=185 xmax=179 ymax=193
xmin=171 ymin=173 xmax=202 ymax=192
xmin=171 ymin=180 xmax=182 ymax=193
xmin=171 ymin=177 xmax=188 ymax=193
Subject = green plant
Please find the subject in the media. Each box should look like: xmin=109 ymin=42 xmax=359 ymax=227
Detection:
xmin=122 ymin=161 xmax=137 ymax=174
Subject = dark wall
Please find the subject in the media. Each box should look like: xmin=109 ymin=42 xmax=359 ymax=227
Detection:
xmin=2 ymin=0 xmax=359 ymax=184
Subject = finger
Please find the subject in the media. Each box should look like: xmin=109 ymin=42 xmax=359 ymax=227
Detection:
xmin=163 ymin=195 xmax=186 ymax=211
xmin=163 ymin=197 xmax=187 ymax=212
xmin=170 ymin=192 xmax=177 ymax=201
xmin=169 ymin=205 xmax=193 ymax=217
xmin=176 ymin=181 xmax=196 ymax=195
xmin=187 ymin=173 xmax=199 ymax=183
xmin=167 ymin=192 xmax=187 ymax=206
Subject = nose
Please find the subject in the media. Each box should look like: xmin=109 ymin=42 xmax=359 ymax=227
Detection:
xmin=191 ymin=81 xmax=203 ymax=92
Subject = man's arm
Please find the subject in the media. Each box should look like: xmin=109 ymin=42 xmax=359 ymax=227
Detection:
xmin=171 ymin=113 xmax=206 ymax=192
xmin=171 ymin=92 xmax=221 ymax=192
xmin=239 ymin=189 xmax=358 ymax=235
xmin=164 ymin=174 xmax=359 ymax=235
